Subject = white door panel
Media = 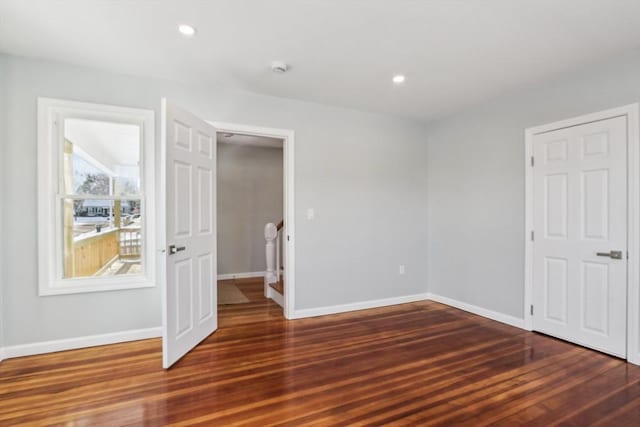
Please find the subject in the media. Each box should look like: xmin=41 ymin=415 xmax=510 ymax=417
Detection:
xmin=162 ymin=99 xmax=217 ymax=369
xmin=533 ymin=116 xmax=627 ymax=357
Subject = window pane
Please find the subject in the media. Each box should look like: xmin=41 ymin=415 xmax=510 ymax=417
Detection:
xmin=113 ymin=165 xmax=141 ymax=196
xmin=63 ymin=198 xmax=143 ymax=279
xmin=63 ymin=118 xmax=141 ymax=196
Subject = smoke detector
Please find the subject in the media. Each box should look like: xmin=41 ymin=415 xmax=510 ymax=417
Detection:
xmin=271 ymin=61 xmax=289 ymax=74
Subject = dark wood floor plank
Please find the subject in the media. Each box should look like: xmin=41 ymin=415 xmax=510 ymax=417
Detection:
xmin=0 ymin=278 xmax=638 ymax=426
xmin=336 ymin=347 xmax=595 ymax=426
xmin=494 ymin=363 xmax=640 ymax=426
xmin=568 ymin=380 xmax=640 ymax=427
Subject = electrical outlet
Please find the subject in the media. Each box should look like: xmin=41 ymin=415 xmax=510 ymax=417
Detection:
xmin=399 ymin=265 xmax=406 ymax=275
xmin=307 ymin=208 xmax=315 ymax=220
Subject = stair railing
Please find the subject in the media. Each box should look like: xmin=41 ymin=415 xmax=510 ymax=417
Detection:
xmin=276 ymin=220 xmax=284 ymax=283
xmin=264 ymin=219 xmax=284 ymax=290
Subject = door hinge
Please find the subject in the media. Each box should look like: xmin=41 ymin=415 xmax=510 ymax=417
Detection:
xmin=531 ymin=230 xmax=534 ymax=241
xmin=287 ymin=235 xmax=290 ymax=241
xmin=530 ymin=305 xmax=534 ymax=316
xmin=531 ymin=156 xmax=534 ymax=167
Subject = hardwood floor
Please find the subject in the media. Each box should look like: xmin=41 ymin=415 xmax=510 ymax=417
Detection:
xmin=1 ymin=281 xmax=639 ymax=426
xmin=218 ymin=278 xmax=283 ymax=327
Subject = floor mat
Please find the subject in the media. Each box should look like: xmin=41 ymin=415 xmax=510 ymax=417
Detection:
xmin=218 ymin=282 xmax=250 ymax=304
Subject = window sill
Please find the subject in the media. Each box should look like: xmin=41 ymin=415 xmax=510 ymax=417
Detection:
xmin=39 ymin=277 xmax=155 ymax=296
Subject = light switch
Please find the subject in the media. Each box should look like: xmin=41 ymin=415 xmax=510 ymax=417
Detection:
xmin=307 ymin=208 xmax=315 ymax=220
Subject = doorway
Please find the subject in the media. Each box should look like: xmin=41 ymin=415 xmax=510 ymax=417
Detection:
xmin=524 ymin=104 xmax=640 ymax=364
xmin=216 ymin=132 xmax=285 ymax=313
xmin=213 ymin=122 xmax=295 ymax=320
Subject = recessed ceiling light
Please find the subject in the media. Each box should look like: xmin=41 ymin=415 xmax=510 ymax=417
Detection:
xmin=392 ymin=74 xmax=406 ymax=84
xmin=178 ymin=24 xmax=196 ymax=37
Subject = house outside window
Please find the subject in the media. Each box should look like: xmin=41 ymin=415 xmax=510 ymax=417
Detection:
xmin=37 ymin=98 xmax=156 ymax=295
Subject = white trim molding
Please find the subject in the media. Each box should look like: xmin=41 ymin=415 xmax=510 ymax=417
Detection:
xmin=291 ymin=293 xmax=430 ymax=319
xmin=1 ymin=327 xmax=161 ymax=360
xmin=267 ymin=286 xmax=285 ymax=308
xmin=290 ymin=293 xmax=524 ymax=329
xmin=217 ymin=271 xmax=265 ymax=280
xmin=524 ymin=104 xmax=640 ymax=366
xmin=428 ymin=293 xmax=525 ymax=329
xmin=210 ymin=121 xmax=296 ymax=320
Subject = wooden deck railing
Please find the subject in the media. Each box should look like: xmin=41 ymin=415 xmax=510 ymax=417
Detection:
xmin=119 ymin=225 xmax=142 ymax=258
xmin=69 ymin=225 xmax=142 ymax=277
xmin=72 ymin=228 xmax=119 ymax=277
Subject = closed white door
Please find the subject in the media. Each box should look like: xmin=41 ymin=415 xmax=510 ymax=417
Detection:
xmin=161 ymin=99 xmax=217 ymax=369
xmin=532 ymin=116 xmax=627 ymax=357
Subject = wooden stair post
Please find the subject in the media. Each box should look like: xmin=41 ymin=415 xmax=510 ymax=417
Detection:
xmin=264 ymin=222 xmax=278 ymax=297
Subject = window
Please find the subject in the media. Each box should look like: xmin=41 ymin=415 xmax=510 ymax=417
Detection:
xmin=38 ymin=98 xmax=155 ymax=295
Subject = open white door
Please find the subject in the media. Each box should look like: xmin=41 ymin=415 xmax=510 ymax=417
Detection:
xmin=161 ymin=99 xmax=217 ymax=368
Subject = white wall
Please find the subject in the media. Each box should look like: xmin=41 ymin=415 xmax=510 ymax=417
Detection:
xmin=0 ymin=55 xmax=6 ymax=354
xmin=217 ymin=143 xmax=283 ymax=275
xmin=0 ymin=53 xmax=429 ymax=346
xmin=426 ymin=49 xmax=640 ymax=320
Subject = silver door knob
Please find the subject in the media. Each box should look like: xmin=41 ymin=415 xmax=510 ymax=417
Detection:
xmin=596 ymin=250 xmax=623 ymax=259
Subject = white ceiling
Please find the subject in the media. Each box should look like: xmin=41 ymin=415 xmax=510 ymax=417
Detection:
xmin=2 ymin=0 xmax=640 ymax=122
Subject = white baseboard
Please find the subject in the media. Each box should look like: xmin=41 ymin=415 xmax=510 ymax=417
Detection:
xmin=218 ymin=271 xmax=264 ymax=280
xmin=427 ymin=293 xmax=525 ymax=329
xmin=0 ymin=295 xmax=524 ymax=361
xmin=267 ymin=286 xmax=285 ymax=308
xmin=291 ymin=293 xmax=430 ymax=319
xmin=2 ymin=327 xmax=162 ymax=360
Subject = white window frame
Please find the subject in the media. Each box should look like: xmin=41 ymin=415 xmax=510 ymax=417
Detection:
xmin=37 ymin=98 xmax=156 ymax=296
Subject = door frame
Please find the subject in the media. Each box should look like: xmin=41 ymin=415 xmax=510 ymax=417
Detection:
xmin=211 ymin=121 xmax=296 ymax=319
xmin=524 ymin=104 xmax=640 ymax=365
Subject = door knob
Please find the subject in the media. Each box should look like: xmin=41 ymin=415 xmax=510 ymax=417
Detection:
xmin=169 ymin=245 xmax=186 ymax=255
xmin=596 ymin=250 xmax=623 ymax=259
